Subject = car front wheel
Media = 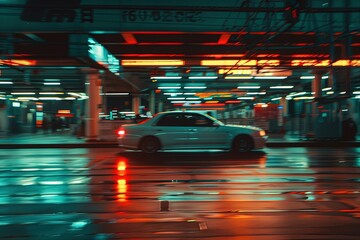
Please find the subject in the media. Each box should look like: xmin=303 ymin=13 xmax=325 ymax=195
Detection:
xmin=139 ymin=137 xmax=160 ymax=153
xmin=232 ymin=135 xmax=254 ymax=152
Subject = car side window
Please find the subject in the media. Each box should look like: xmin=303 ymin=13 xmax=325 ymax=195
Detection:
xmin=185 ymin=114 xmax=213 ymax=127
xmin=156 ymin=113 xmax=187 ymax=126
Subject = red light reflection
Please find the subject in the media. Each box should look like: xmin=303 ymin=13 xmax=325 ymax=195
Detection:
xmin=117 ymin=160 xmax=127 ymax=202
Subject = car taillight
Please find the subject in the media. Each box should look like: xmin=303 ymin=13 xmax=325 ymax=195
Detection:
xmin=118 ymin=129 xmax=125 ymax=137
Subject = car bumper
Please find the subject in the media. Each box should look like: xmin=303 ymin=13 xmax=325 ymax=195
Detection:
xmin=254 ymin=136 xmax=268 ymax=149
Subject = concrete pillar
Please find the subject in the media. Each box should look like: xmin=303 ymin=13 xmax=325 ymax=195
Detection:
xmin=132 ymin=95 xmax=140 ymax=114
xmin=85 ymin=70 xmax=101 ymax=141
xmin=149 ymin=91 xmax=156 ymax=114
xmin=158 ymin=101 xmax=164 ymax=113
xmin=311 ymin=71 xmax=324 ymax=99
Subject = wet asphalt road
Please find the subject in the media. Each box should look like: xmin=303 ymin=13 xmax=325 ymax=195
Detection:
xmin=0 ymin=147 xmax=359 ymax=239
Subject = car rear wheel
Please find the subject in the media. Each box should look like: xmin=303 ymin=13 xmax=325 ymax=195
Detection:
xmin=232 ymin=135 xmax=254 ymax=152
xmin=139 ymin=137 xmax=160 ymax=153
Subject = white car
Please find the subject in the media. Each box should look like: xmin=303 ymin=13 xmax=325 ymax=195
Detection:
xmin=117 ymin=111 xmax=267 ymax=153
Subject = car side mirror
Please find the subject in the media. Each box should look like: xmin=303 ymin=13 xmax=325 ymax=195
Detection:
xmin=213 ymin=122 xmax=221 ymax=127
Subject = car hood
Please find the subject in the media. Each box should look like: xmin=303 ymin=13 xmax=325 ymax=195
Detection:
xmin=224 ymin=124 xmax=264 ymax=131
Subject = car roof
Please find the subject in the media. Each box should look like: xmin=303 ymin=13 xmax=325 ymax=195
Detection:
xmin=157 ymin=110 xmax=207 ymax=115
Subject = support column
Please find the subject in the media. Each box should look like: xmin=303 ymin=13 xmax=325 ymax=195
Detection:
xmin=132 ymin=94 xmax=140 ymax=115
xmin=149 ymin=91 xmax=156 ymax=115
xmin=158 ymin=101 xmax=164 ymax=113
xmin=311 ymin=70 xmax=325 ymax=99
xmin=85 ymin=70 xmax=101 ymax=141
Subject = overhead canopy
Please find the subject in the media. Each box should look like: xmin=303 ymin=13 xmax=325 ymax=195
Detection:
xmin=0 ymin=0 xmax=359 ymax=104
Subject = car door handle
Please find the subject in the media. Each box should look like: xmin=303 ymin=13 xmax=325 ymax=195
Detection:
xmin=189 ymin=129 xmax=197 ymax=132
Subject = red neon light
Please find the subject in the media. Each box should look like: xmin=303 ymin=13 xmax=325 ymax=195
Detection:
xmin=0 ymin=60 xmax=36 ymax=66
xmin=225 ymin=100 xmax=241 ymax=104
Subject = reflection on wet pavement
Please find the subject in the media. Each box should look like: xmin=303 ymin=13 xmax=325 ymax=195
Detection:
xmin=0 ymin=147 xmax=359 ymax=239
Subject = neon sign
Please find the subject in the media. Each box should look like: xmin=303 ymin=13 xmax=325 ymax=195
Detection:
xmin=88 ymin=38 xmax=119 ymax=73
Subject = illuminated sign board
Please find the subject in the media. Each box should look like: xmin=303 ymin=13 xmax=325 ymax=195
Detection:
xmin=88 ymin=38 xmax=120 ymax=74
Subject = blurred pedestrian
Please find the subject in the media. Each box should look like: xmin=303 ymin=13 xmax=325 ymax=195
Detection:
xmin=342 ymin=117 xmax=357 ymax=141
xmin=42 ymin=117 xmax=49 ymax=134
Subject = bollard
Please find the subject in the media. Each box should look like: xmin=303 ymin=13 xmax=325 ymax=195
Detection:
xmin=160 ymin=200 xmax=169 ymax=211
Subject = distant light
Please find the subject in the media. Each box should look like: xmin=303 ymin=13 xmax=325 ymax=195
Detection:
xmin=100 ymin=93 xmax=129 ymax=96
xmin=44 ymin=78 xmax=60 ymax=81
xmin=270 ymin=86 xmax=294 ymax=89
xmin=0 ymin=81 xmax=13 ymax=84
xmin=39 ymin=92 xmax=64 ymax=95
xmin=237 ymin=97 xmax=254 ymax=100
xmin=271 ymin=97 xmax=282 ymax=101
xmin=168 ymin=97 xmax=185 ymax=100
xmin=12 ymin=102 xmax=21 ymax=107
xmin=254 ymin=76 xmax=287 ymax=79
xmin=40 ymin=181 xmax=64 ymax=185
xmin=287 ymin=92 xmax=307 ymax=97
xmin=151 ymin=76 xmax=182 ymax=80
xmin=184 ymin=86 xmax=207 ymax=89
xmin=237 ymin=86 xmax=260 ymax=89
xmin=246 ymin=92 xmax=266 ymax=95
xmin=158 ymin=86 xmax=181 ymax=89
xmin=17 ymin=97 xmax=38 ymax=100
xmin=322 ymin=87 xmax=332 ymax=91
xmin=294 ymin=96 xmax=315 ymax=100
xmin=11 ymin=92 xmax=35 ymax=95
xmin=300 ymin=76 xmax=314 ymax=79
xmin=44 ymin=82 xmax=61 ymax=85
xmin=38 ymin=97 xmax=61 ymax=100
xmin=225 ymin=76 xmax=253 ymax=79
xmin=188 ymin=76 xmax=218 ymax=80
xmin=164 ymin=93 xmax=183 ymax=95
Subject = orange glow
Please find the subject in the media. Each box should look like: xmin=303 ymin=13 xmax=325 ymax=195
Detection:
xmin=202 ymin=59 xmax=278 ymax=67
xmin=332 ymin=60 xmax=350 ymax=66
xmin=36 ymin=119 xmax=43 ymax=127
xmin=122 ymin=59 xmax=184 ymax=66
xmin=291 ymin=59 xmax=330 ymax=67
xmin=0 ymin=59 xmax=36 ymax=66
xmin=351 ymin=60 xmax=360 ymax=66
xmin=291 ymin=54 xmax=329 ymax=58
xmin=117 ymin=160 xmax=126 ymax=176
xmin=117 ymin=160 xmax=127 ymax=202
xmin=218 ymin=68 xmax=252 ymax=75
xmin=225 ymin=100 xmax=241 ymax=104
xmin=257 ymin=59 xmax=280 ymax=66
xmin=256 ymin=54 xmax=280 ymax=58
xmin=205 ymin=100 xmax=219 ymax=104
xmin=58 ymin=110 xmax=70 ymax=114
xmin=196 ymin=92 xmax=244 ymax=98
xmin=117 ymin=179 xmax=127 ymax=202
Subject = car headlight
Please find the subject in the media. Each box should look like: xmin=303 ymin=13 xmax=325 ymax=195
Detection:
xmin=259 ymin=130 xmax=266 ymax=137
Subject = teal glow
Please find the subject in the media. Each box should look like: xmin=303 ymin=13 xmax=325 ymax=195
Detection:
xmin=88 ymin=37 xmax=119 ymax=73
